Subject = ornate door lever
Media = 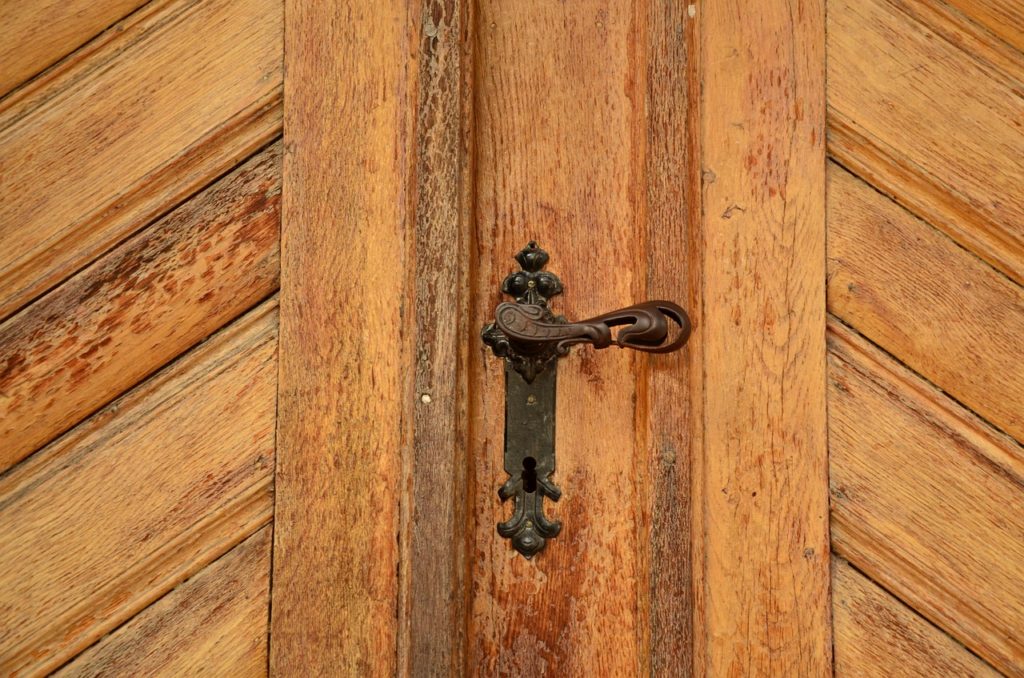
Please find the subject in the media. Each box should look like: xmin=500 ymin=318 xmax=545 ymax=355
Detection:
xmin=482 ymin=242 xmax=691 ymax=558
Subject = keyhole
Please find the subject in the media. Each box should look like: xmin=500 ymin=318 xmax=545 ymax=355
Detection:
xmin=521 ymin=456 xmax=538 ymax=493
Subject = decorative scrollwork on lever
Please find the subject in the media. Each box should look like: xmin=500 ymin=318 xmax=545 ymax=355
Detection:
xmin=482 ymin=242 xmax=691 ymax=383
xmin=481 ymin=241 xmax=692 ymax=558
xmin=495 ymin=299 xmax=691 ymax=359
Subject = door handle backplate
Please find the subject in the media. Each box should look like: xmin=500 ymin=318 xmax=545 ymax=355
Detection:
xmin=482 ymin=242 xmax=691 ymax=558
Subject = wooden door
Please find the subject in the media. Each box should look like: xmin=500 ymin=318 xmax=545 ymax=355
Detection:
xmin=269 ymin=1 xmax=831 ymax=676
xmin=2 ymin=0 xmax=1022 ymax=676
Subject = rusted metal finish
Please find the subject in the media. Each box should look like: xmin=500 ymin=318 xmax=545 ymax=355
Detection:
xmin=482 ymin=242 xmax=692 ymax=558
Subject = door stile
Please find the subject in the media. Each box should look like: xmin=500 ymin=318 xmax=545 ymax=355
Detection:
xmin=271 ymin=2 xmax=421 ymax=674
xmin=639 ymin=2 xmax=703 ymax=675
xmin=401 ymin=0 xmax=475 ymax=675
xmin=693 ymin=1 xmax=832 ymax=675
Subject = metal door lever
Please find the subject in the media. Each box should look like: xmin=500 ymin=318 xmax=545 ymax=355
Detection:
xmin=482 ymin=242 xmax=691 ymax=557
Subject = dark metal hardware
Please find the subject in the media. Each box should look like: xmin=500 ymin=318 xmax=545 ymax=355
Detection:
xmin=482 ymin=242 xmax=691 ymax=558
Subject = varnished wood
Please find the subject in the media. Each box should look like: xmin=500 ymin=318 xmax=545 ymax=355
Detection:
xmin=56 ymin=527 xmax=273 ymax=677
xmin=0 ymin=0 xmax=147 ymax=99
xmin=943 ymin=0 xmax=1024 ymax=54
xmin=0 ymin=143 xmax=280 ymax=472
xmin=401 ymin=0 xmax=472 ymax=675
xmin=891 ymin=0 xmax=1024 ymax=85
xmin=828 ymin=0 xmax=1024 ymax=284
xmin=469 ymin=2 xmax=649 ymax=673
xmin=0 ymin=300 xmax=277 ymax=676
xmin=270 ymin=2 xmax=415 ymax=674
xmin=828 ymin=163 xmax=1023 ymax=443
xmin=828 ymin=319 xmax=1024 ymax=675
xmin=832 ymin=557 xmax=1000 ymax=677
xmin=0 ymin=0 xmax=283 ymax=321
xmin=695 ymin=1 xmax=831 ymax=674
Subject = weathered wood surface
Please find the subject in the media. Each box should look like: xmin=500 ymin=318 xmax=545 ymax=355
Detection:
xmin=0 ymin=0 xmax=147 ymax=99
xmin=832 ymin=557 xmax=1000 ymax=678
xmin=401 ymin=0 xmax=472 ymax=674
xmin=469 ymin=2 xmax=650 ymax=673
xmin=828 ymin=0 xmax=1024 ymax=284
xmin=828 ymin=163 xmax=1023 ymax=442
xmin=642 ymin=2 xmax=700 ymax=674
xmin=695 ymin=0 xmax=831 ymax=674
xmin=0 ymin=301 xmax=277 ymax=677
xmin=0 ymin=143 xmax=280 ymax=472
xmin=828 ymin=319 xmax=1024 ymax=675
xmin=56 ymin=527 xmax=272 ymax=678
xmin=270 ymin=1 xmax=415 ymax=674
xmin=0 ymin=0 xmax=282 ymax=321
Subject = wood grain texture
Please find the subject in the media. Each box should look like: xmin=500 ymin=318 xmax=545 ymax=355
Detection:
xmin=0 ymin=0 xmax=147 ymax=99
xmin=56 ymin=527 xmax=272 ymax=678
xmin=469 ymin=2 xmax=649 ymax=673
xmin=943 ymin=0 xmax=1024 ymax=54
xmin=0 ymin=300 xmax=277 ymax=677
xmin=828 ymin=163 xmax=1023 ymax=442
xmin=889 ymin=0 xmax=1024 ymax=85
xmin=832 ymin=557 xmax=999 ymax=678
xmin=828 ymin=0 xmax=1024 ymax=284
xmin=0 ymin=143 xmax=280 ymax=472
xmin=401 ymin=0 xmax=472 ymax=675
xmin=270 ymin=1 xmax=415 ymax=674
xmin=828 ymin=319 xmax=1024 ymax=675
xmin=696 ymin=0 xmax=831 ymax=674
xmin=642 ymin=2 xmax=700 ymax=674
xmin=0 ymin=0 xmax=283 ymax=321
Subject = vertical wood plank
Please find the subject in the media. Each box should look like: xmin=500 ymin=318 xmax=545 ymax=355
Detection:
xmin=271 ymin=1 xmax=416 ymax=674
xmin=401 ymin=0 xmax=473 ymax=674
xmin=695 ymin=0 xmax=831 ymax=674
xmin=643 ymin=2 xmax=701 ymax=674
xmin=469 ymin=2 xmax=647 ymax=673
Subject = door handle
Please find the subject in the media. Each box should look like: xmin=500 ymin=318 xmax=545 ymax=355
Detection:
xmin=482 ymin=242 xmax=691 ymax=558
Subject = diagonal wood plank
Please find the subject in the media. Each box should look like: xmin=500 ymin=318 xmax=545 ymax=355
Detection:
xmin=829 ymin=319 xmax=1024 ymax=675
xmin=0 ymin=300 xmax=277 ymax=677
xmin=695 ymin=0 xmax=831 ymax=674
xmin=828 ymin=162 xmax=1024 ymax=443
xmin=832 ymin=557 xmax=1000 ymax=678
xmin=942 ymin=0 xmax=1024 ymax=54
xmin=0 ymin=0 xmax=148 ymax=99
xmin=0 ymin=0 xmax=282 ymax=321
xmin=828 ymin=0 xmax=1024 ymax=284
xmin=0 ymin=143 xmax=280 ymax=472
xmin=55 ymin=527 xmax=272 ymax=678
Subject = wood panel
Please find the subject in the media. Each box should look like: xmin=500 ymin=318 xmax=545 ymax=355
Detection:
xmin=832 ymin=557 xmax=999 ymax=678
xmin=890 ymin=0 xmax=1024 ymax=85
xmin=469 ymin=2 xmax=648 ymax=673
xmin=56 ymin=527 xmax=272 ymax=677
xmin=695 ymin=0 xmax=831 ymax=674
xmin=0 ymin=0 xmax=283 ymax=321
xmin=828 ymin=319 xmax=1024 ymax=675
xmin=828 ymin=163 xmax=1023 ymax=442
xmin=642 ymin=2 xmax=700 ymax=674
xmin=270 ymin=1 xmax=415 ymax=674
xmin=0 ymin=300 xmax=277 ymax=677
xmin=401 ymin=0 xmax=472 ymax=674
xmin=0 ymin=0 xmax=148 ymax=99
xmin=943 ymin=0 xmax=1024 ymax=54
xmin=0 ymin=143 xmax=280 ymax=472
xmin=828 ymin=0 xmax=1024 ymax=284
